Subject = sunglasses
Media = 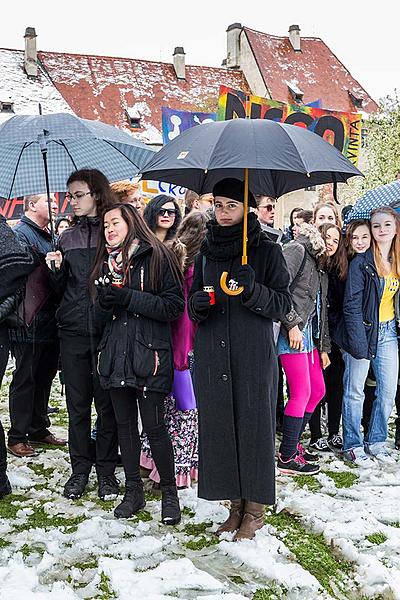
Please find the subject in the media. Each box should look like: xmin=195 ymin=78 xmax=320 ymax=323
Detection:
xmin=158 ymin=208 xmax=177 ymax=217
xmin=258 ymin=204 xmax=275 ymax=211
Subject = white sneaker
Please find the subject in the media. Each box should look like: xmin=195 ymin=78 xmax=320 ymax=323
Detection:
xmin=371 ymin=450 xmax=396 ymax=465
xmin=345 ymin=448 xmax=375 ymax=468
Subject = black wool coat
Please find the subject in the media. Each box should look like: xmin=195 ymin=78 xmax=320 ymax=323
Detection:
xmin=189 ymin=215 xmax=291 ymax=505
xmin=95 ymin=243 xmax=184 ymax=394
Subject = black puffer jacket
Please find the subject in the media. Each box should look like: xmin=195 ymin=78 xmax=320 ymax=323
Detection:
xmin=55 ymin=216 xmax=105 ymax=337
xmin=280 ymin=224 xmax=330 ymax=353
xmin=95 ymin=243 xmax=184 ymax=393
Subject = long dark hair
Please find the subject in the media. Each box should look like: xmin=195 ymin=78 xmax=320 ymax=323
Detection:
xmin=318 ymin=223 xmax=348 ymax=280
xmin=90 ymin=203 xmax=182 ymax=294
xmin=143 ymin=194 xmax=182 ymax=241
xmin=171 ymin=211 xmax=210 ymax=272
xmin=67 ymin=169 xmax=116 ymax=223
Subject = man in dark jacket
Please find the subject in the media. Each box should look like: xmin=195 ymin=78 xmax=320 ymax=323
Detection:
xmin=0 ymin=215 xmax=37 ymax=494
xmin=8 ymin=195 xmax=66 ymax=458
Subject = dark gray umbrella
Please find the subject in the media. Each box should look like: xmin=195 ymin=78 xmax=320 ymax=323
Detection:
xmin=140 ymin=118 xmax=362 ymax=295
xmin=140 ymin=117 xmax=362 ymax=197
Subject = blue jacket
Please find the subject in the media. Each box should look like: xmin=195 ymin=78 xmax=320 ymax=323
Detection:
xmin=342 ymin=249 xmax=399 ymax=360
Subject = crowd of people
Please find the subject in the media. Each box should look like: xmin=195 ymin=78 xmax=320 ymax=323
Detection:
xmin=0 ymin=168 xmax=398 ymax=542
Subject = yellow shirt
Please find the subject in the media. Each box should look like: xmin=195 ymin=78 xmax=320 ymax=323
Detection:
xmin=379 ymin=274 xmax=399 ymax=322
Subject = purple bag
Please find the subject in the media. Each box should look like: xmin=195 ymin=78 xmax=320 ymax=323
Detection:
xmin=172 ymin=368 xmax=197 ymax=411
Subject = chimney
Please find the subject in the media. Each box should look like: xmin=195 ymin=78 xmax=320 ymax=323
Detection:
xmin=226 ymin=22 xmax=242 ymax=69
xmin=24 ymin=27 xmax=38 ymax=78
xmin=173 ymin=47 xmax=186 ymax=80
xmin=289 ymin=24 xmax=301 ymax=52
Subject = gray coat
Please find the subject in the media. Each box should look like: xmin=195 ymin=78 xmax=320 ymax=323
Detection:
xmin=280 ymin=225 xmax=331 ymax=353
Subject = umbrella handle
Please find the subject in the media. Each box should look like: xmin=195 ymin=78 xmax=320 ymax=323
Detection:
xmin=219 ymin=168 xmax=249 ymax=296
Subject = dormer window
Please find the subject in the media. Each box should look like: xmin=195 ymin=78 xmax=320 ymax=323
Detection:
xmin=0 ymin=101 xmax=14 ymax=113
xmin=286 ymin=81 xmax=304 ymax=104
xmin=348 ymin=91 xmax=363 ymax=109
xmin=126 ymin=107 xmax=141 ymax=129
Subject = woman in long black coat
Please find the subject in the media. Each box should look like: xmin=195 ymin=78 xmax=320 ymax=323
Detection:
xmin=189 ymin=178 xmax=291 ymax=541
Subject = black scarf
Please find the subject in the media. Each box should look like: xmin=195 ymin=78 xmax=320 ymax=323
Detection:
xmin=0 ymin=216 xmax=37 ymax=300
xmin=201 ymin=212 xmax=262 ymax=261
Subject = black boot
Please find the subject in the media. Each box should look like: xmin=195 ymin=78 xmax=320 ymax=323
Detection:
xmin=0 ymin=472 xmax=11 ymax=499
xmin=114 ymin=482 xmax=145 ymax=519
xmin=161 ymin=485 xmax=181 ymax=525
xmin=395 ymin=423 xmax=400 ymax=451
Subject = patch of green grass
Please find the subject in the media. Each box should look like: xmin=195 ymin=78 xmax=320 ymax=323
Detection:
xmin=0 ymin=539 xmax=11 ymax=549
xmin=293 ymin=475 xmax=322 ymax=492
xmin=73 ymin=558 xmax=98 ymax=570
xmin=0 ymin=494 xmax=27 ymax=519
xmin=325 ymin=470 xmax=358 ymax=489
xmin=366 ymin=532 xmax=387 ymax=545
xmin=266 ymin=510 xmax=354 ymax=597
xmin=132 ymin=510 xmax=152 ymax=523
xmin=183 ymin=535 xmax=219 ymax=551
xmin=13 ymin=505 xmax=86 ymax=534
xmin=144 ymin=489 xmax=161 ymax=502
xmin=183 ymin=521 xmax=212 ymax=536
xmin=229 ymin=574 xmax=245 ymax=585
xmin=97 ymin=572 xmax=117 ymax=599
xmin=20 ymin=543 xmax=46 ymax=558
xmin=27 ymin=463 xmax=55 ymax=478
xmin=252 ymin=587 xmax=287 ymax=600
xmin=182 ymin=506 xmax=195 ymax=518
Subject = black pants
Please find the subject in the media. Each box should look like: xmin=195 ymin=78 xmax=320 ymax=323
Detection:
xmin=110 ymin=387 xmax=175 ymax=487
xmin=309 ymin=344 xmax=344 ymax=441
xmin=8 ymin=340 xmax=59 ymax=444
xmin=0 ymin=328 xmax=9 ymax=473
xmin=61 ymin=335 xmax=118 ymax=477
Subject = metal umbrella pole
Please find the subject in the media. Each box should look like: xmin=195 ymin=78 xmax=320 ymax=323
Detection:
xmin=38 ymin=132 xmax=56 ymax=271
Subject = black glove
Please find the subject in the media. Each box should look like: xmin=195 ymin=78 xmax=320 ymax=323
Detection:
xmin=97 ymin=285 xmax=131 ymax=309
xmin=191 ymin=291 xmax=211 ymax=312
xmin=237 ymin=264 xmax=255 ymax=298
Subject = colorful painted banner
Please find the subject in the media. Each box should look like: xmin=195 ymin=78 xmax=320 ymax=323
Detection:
xmin=0 ymin=193 xmax=72 ymax=221
xmin=162 ymin=107 xmax=216 ymax=145
xmin=217 ymin=86 xmax=362 ymax=166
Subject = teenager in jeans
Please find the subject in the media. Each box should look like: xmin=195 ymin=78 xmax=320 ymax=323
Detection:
xmin=341 ymin=207 xmax=399 ymax=466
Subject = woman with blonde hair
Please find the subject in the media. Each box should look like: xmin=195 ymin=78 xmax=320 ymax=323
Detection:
xmin=341 ymin=207 xmax=399 ymax=466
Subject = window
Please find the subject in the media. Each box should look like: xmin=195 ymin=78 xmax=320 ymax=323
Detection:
xmin=348 ymin=91 xmax=363 ymax=109
xmin=0 ymin=101 xmax=14 ymax=113
xmin=305 ymin=186 xmax=316 ymax=192
xmin=126 ymin=108 xmax=141 ymax=129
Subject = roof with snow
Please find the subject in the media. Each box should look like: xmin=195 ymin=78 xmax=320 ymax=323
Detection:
xmin=38 ymin=51 xmax=250 ymax=145
xmin=243 ymin=27 xmax=379 ymax=113
xmin=0 ymin=48 xmax=73 ymax=124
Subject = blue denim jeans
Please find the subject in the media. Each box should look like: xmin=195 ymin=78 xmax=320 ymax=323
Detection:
xmin=342 ymin=320 xmax=399 ymax=454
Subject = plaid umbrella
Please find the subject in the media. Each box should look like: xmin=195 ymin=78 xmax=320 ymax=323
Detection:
xmin=0 ymin=113 xmax=155 ymax=198
xmin=345 ymin=180 xmax=400 ymax=223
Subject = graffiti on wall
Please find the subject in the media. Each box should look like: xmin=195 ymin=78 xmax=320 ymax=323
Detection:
xmin=217 ymin=86 xmax=362 ymax=166
xmin=162 ymin=107 xmax=216 ymax=145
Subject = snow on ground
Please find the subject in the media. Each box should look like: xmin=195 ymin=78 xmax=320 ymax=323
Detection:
xmin=1 ymin=366 xmax=400 ymax=599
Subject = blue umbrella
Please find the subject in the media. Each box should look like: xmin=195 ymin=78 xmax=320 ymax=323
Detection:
xmin=345 ymin=180 xmax=400 ymax=223
xmin=0 ymin=113 xmax=155 ymax=199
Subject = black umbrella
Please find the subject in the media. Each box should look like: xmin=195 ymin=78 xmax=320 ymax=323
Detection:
xmin=140 ymin=118 xmax=362 ymax=294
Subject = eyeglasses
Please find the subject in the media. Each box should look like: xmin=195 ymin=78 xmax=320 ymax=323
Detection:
xmin=65 ymin=191 xmax=93 ymax=202
xmin=258 ymin=204 xmax=275 ymax=211
xmin=158 ymin=208 xmax=177 ymax=217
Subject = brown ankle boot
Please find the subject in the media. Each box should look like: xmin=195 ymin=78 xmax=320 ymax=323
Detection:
xmin=233 ymin=501 xmax=265 ymax=541
xmin=216 ymin=499 xmax=244 ymax=536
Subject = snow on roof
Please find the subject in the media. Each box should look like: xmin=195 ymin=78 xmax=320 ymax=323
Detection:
xmin=243 ymin=27 xmax=379 ymax=113
xmin=0 ymin=48 xmax=73 ymax=124
xmin=38 ymin=51 xmax=250 ymax=145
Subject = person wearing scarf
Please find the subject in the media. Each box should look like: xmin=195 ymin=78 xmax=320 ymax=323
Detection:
xmin=188 ymin=178 xmax=291 ymax=540
xmin=0 ymin=215 xmax=37 ymax=498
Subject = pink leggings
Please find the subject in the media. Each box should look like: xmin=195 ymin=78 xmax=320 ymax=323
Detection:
xmin=280 ymin=349 xmax=326 ymax=418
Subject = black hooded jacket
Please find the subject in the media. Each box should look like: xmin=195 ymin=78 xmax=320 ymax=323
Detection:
xmin=143 ymin=195 xmax=182 ymax=241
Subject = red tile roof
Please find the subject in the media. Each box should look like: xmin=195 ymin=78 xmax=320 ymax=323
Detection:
xmin=39 ymin=51 xmax=250 ymax=144
xmin=243 ymin=27 xmax=379 ymax=114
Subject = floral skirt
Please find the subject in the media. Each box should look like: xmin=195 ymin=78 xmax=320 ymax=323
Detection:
xmin=140 ymin=394 xmax=198 ymax=488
